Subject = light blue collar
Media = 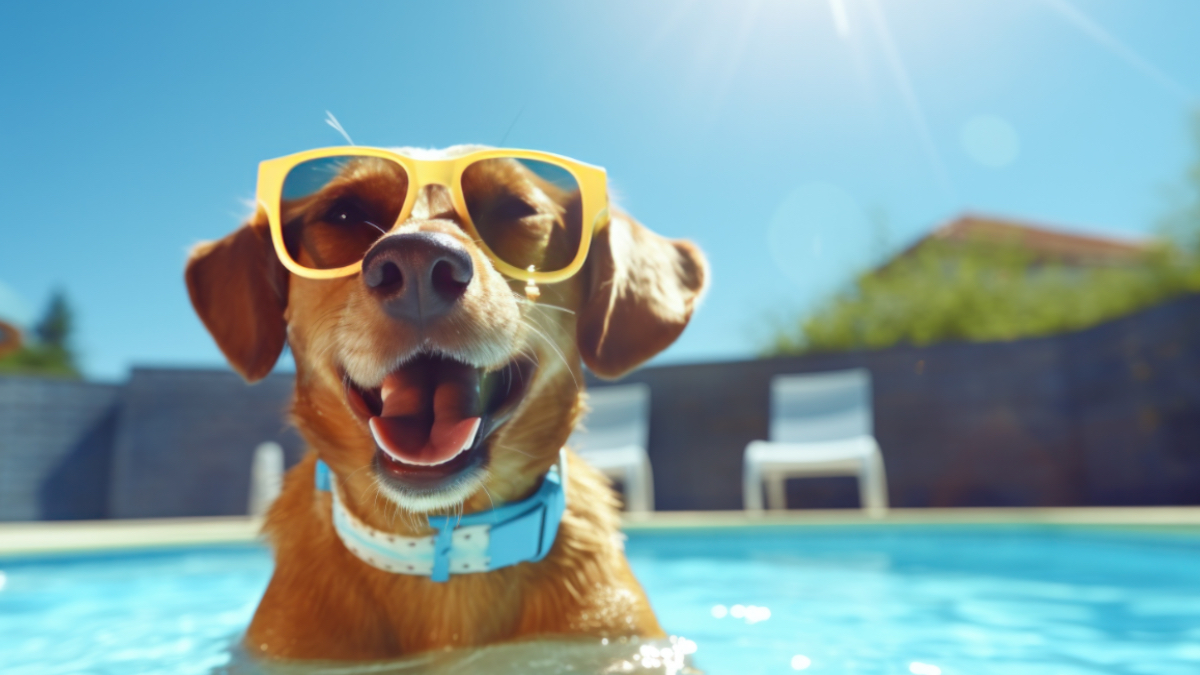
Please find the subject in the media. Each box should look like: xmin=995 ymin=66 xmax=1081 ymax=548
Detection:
xmin=314 ymin=451 xmax=567 ymax=582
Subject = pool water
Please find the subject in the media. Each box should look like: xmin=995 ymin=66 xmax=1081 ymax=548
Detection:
xmin=2 ymin=525 xmax=1199 ymax=674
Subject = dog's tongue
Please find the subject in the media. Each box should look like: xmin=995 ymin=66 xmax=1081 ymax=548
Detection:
xmin=368 ymin=361 xmax=481 ymax=466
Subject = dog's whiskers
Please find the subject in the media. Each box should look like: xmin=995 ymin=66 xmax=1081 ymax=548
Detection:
xmin=515 ymin=294 xmax=576 ymax=316
xmin=519 ymin=319 xmax=579 ymax=390
xmin=481 ymin=484 xmax=497 ymax=513
xmin=371 ymin=476 xmax=386 ymax=520
xmin=492 ymin=442 xmax=537 ymax=459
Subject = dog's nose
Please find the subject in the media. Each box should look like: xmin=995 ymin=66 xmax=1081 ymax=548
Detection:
xmin=362 ymin=232 xmax=474 ymax=322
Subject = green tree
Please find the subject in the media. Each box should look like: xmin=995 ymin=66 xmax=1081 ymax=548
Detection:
xmin=35 ymin=291 xmax=72 ymax=348
xmin=0 ymin=290 xmax=81 ymax=378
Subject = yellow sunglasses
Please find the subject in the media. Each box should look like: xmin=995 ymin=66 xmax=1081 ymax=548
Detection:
xmin=256 ymin=146 xmax=610 ymax=284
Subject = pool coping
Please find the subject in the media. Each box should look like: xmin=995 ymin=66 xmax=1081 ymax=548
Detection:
xmin=2 ymin=507 xmax=1199 ymax=557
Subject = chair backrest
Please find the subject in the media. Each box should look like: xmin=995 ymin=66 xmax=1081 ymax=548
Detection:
xmin=770 ymin=368 xmax=873 ymax=443
xmin=569 ymin=383 xmax=651 ymax=453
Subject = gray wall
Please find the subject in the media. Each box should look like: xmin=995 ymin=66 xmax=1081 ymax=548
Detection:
xmin=108 ymin=368 xmax=306 ymax=519
xmin=1 ymin=293 xmax=1198 ymax=520
xmin=0 ymin=376 xmax=120 ymax=521
xmin=593 ymin=293 xmax=1200 ymax=510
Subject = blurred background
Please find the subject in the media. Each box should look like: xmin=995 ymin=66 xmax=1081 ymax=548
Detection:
xmin=2 ymin=0 xmax=1199 ymax=519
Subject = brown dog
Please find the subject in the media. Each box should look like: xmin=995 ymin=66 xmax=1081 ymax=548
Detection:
xmin=186 ymin=146 xmax=707 ymax=660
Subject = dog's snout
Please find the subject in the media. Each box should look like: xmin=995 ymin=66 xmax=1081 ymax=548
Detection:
xmin=362 ymin=232 xmax=474 ymax=322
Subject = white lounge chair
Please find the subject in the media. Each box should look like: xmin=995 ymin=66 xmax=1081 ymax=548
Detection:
xmin=570 ymin=383 xmax=654 ymax=512
xmin=248 ymin=441 xmax=285 ymax=516
xmin=743 ymin=368 xmax=888 ymax=516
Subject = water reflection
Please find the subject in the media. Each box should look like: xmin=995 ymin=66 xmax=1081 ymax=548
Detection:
xmin=713 ymin=603 xmax=771 ymax=624
xmin=216 ymin=636 xmax=700 ymax=675
xmin=790 ymin=654 xmax=812 ymax=670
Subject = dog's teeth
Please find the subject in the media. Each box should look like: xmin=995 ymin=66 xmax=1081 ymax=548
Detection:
xmin=368 ymin=419 xmax=390 ymax=455
xmin=380 ymin=380 xmax=395 ymax=402
xmin=461 ymin=418 xmax=482 ymax=453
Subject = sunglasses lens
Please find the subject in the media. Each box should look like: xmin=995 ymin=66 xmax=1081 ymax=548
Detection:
xmin=280 ymin=155 xmax=408 ymax=270
xmin=461 ymin=158 xmax=583 ymax=274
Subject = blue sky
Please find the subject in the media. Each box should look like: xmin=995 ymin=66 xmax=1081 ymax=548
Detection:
xmin=1 ymin=0 xmax=1197 ymax=381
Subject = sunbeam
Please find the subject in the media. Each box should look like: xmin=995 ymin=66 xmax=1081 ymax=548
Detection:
xmin=702 ymin=0 xmax=765 ymax=128
xmin=1040 ymin=0 xmax=1196 ymax=105
xmin=638 ymin=0 xmax=698 ymax=61
xmin=862 ymin=0 xmax=955 ymax=202
xmin=828 ymin=0 xmax=851 ymax=39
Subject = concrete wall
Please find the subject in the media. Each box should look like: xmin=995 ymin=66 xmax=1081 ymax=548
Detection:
xmin=1064 ymin=293 xmax=1200 ymax=505
xmin=0 ymin=376 xmax=120 ymax=521
xmin=1 ymin=293 xmax=1198 ymax=520
xmin=108 ymin=368 xmax=306 ymax=519
xmin=593 ymin=293 xmax=1200 ymax=511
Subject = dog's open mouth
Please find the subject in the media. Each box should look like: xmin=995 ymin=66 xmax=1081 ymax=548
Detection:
xmin=343 ymin=354 xmax=535 ymax=492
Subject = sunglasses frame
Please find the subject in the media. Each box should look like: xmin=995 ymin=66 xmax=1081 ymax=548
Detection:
xmin=256 ymin=146 xmax=610 ymax=283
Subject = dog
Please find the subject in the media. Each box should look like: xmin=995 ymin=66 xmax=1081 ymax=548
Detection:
xmin=186 ymin=145 xmax=708 ymax=660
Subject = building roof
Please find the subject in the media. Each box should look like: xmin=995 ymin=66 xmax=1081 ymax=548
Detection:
xmin=0 ymin=320 xmax=21 ymax=358
xmin=893 ymin=214 xmax=1152 ymax=268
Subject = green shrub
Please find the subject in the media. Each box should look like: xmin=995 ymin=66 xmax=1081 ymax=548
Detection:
xmin=0 ymin=343 xmax=79 ymax=377
xmin=762 ymin=239 xmax=1200 ymax=356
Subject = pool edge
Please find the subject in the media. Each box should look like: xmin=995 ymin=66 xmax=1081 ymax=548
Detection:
xmin=619 ymin=506 xmax=1200 ymax=530
xmin=3 ymin=507 xmax=1200 ymax=556
xmin=0 ymin=516 xmax=265 ymax=557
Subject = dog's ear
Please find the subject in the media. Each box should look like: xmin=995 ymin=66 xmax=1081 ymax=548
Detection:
xmin=576 ymin=211 xmax=708 ymax=379
xmin=186 ymin=212 xmax=289 ymax=382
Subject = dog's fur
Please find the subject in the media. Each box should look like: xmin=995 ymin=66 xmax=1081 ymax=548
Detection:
xmin=186 ymin=146 xmax=708 ymax=660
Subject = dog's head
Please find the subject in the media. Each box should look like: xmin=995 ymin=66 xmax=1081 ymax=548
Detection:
xmin=187 ymin=146 xmax=707 ymax=518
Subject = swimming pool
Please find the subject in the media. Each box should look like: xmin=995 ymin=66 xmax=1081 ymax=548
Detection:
xmin=2 ymin=524 xmax=1199 ymax=674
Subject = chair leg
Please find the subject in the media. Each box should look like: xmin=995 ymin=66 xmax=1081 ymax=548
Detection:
xmin=872 ymin=448 xmax=890 ymax=510
xmin=640 ymin=454 xmax=655 ymax=512
xmin=619 ymin=467 xmax=636 ymax=512
xmin=859 ymin=444 xmax=889 ymax=516
xmin=624 ymin=461 xmax=652 ymax=513
xmin=766 ymin=474 xmax=787 ymax=511
xmin=249 ymin=441 xmax=284 ymax=517
xmin=743 ymin=458 xmax=763 ymax=511
xmin=856 ymin=466 xmax=873 ymax=514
